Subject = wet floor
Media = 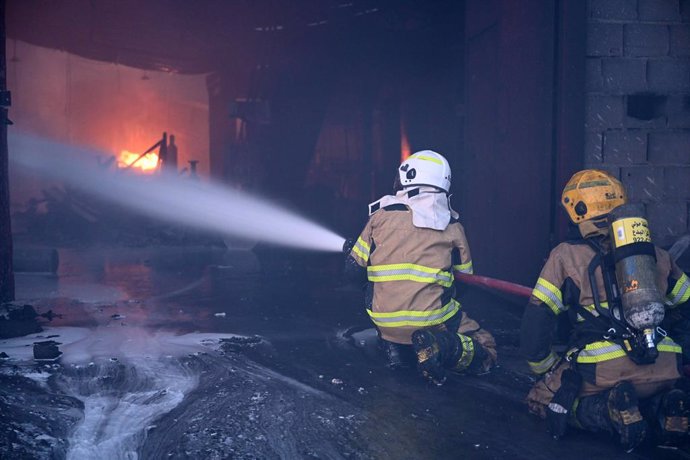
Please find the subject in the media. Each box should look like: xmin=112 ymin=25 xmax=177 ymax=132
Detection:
xmin=1 ymin=245 xmax=684 ymax=459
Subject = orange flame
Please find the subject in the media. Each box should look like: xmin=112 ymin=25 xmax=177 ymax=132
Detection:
xmin=400 ymin=116 xmax=411 ymax=162
xmin=117 ymin=150 xmax=159 ymax=173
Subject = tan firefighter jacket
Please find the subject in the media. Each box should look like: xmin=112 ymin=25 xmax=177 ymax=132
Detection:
xmin=521 ymin=237 xmax=689 ymax=397
xmin=349 ymin=203 xmax=472 ymax=344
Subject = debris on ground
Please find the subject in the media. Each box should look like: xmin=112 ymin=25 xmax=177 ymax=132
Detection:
xmin=0 ymin=304 xmax=42 ymax=339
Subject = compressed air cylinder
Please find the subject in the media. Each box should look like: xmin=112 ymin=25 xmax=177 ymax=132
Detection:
xmin=608 ymin=204 xmax=665 ymax=331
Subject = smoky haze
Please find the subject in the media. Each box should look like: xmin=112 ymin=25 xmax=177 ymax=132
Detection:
xmin=9 ymin=132 xmax=346 ymax=252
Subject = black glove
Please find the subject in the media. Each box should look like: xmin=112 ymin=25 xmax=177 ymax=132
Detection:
xmin=343 ymin=237 xmax=356 ymax=255
xmin=342 ymin=237 xmax=367 ymax=284
xmin=546 ymin=368 xmax=582 ymax=440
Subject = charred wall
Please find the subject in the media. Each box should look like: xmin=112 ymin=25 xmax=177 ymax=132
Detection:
xmin=584 ymin=0 xmax=690 ymax=246
xmin=208 ymin=2 xmax=465 ymax=236
xmin=463 ymin=0 xmax=689 ymax=285
xmin=462 ymin=0 xmax=583 ymax=285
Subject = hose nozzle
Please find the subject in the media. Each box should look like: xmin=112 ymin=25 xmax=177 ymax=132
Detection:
xmin=342 ymin=238 xmax=356 ymax=255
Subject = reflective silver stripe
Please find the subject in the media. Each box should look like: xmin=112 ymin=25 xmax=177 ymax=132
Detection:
xmin=576 ymin=302 xmax=609 ymax=322
xmin=669 ymin=274 xmax=690 ymax=306
xmin=670 ymin=282 xmax=689 ymax=305
xmin=368 ymin=267 xmax=452 ymax=284
xmin=576 ymin=342 xmax=627 ymax=363
xmin=578 ymin=343 xmax=623 ymax=358
xmin=528 ymin=350 xmax=558 ymax=374
xmin=367 ymin=264 xmax=453 ymax=287
xmin=368 ymin=300 xmax=460 ymax=327
xmin=453 ymin=261 xmax=473 ymax=275
xmin=577 ymin=338 xmax=682 ymax=363
xmin=533 ymin=282 xmax=566 ymax=313
xmin=371 ymin=305 xmax=455 ymax=324
xmin=352 ymin=238 xmax=370 ymax=262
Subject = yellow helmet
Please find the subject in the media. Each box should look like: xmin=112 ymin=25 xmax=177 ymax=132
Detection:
xmin=561 ymin=169 xmax=627 ymax=223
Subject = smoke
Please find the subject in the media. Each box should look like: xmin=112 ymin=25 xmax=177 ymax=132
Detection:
xmin=9 ymin=132 xmax=345 ymax=252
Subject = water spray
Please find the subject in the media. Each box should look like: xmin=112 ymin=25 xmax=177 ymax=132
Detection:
xmin=10 ymin=132 xmax=346 ymax=252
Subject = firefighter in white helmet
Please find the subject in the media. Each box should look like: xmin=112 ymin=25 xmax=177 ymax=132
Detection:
xmin=344 ymin=150 xmax=497 ymax=384
xmin=521 ymin=169 xmax=690 ymax=451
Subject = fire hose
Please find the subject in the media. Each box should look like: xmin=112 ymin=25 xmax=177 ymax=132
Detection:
xmin=454 ymin=272 xmax=532 ymax=299
xmin=452 ymin=233 xmax=690 ymax=300
xmin=343 ymin=238 xmax=533 ymax=299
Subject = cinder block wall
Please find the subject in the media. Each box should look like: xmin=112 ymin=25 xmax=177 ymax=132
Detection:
xmin=585 ymin=0 xmax=690 ymax=246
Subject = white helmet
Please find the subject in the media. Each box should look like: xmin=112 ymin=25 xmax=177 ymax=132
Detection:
xmin=397 ymin=150 xmax=451 ymax=192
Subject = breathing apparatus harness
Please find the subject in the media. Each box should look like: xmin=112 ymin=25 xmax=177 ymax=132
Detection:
xmin=571 ymin=205 xmax=666 ymax=365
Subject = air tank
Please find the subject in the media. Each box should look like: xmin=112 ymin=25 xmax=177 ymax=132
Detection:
xmin=608 ymin=204 xmax=665 ymax=353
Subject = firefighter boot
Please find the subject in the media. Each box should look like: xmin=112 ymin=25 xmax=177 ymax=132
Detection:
xmin=577 ymin=382 xmax=647 ymax=452
xmin=659 ymin=389 xmax=689 ymax=444
xmin=607 ymin=381 xmax=648 ymax=452
xmin=381 ymin=340 xmax=414 ymax=370
xmin=452 ymin=333 xmax=488 ymax=374
xmin=546 ymin=369 xmax=582 ymax=440
xmin=411 ymin=329 xmax=454 ymax=385
xmin=576 ymin=391 xmax=611 ymax=434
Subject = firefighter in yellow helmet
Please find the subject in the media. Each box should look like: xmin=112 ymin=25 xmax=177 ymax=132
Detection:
xmin=521 ymin=169 xmax=690 ymax=451
xmin=344 ymin=150 xmax=496 ymax=384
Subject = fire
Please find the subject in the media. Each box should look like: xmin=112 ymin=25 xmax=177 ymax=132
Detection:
xmin=117 ymin=149 xmax=159 ymax=172
xmin=400 ymin=119 xmax=411 ymax=162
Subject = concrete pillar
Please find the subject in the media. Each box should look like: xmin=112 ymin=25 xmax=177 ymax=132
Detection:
xmin=0 ymin=0 xmax=15 ymax=302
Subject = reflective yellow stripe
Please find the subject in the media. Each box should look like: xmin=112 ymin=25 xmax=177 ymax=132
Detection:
xmin=576 ymin=302 xmax=609 ymax=322
xmin=577 ymin=337 xmax=682 ymax=363
xmin=533 ymin=289 xmax=561 ymax=315
xmin=528 ymin=350 xmax=559 ymax=375
xmin=576 ymin=341 xmax=626 ymax=363
xmin=532 ymin=277 xmax=566 ymax=315
xmin=454 ymin=334 xmax=475 ymax=371
xmin=570 ymin=399 xmax=582 ymax=429
xmin=352 ymin=237 xmax=370 ymax=263
xmin=352 ymin=246 xmax=367 ymax=262
xmin=411 ymin=154 xmax=442 ymax=165
xmin=668 ymin=273 xmax=690 ymax=306
xmin=367 ymin=299 xmax=460 ymax=328
xmin=579 ymin=180 xmax=610 ymax=189
xmin=658 ymin=337 xmax=683 ymax=354
xmin=368 ymin=263 xmax=453 ymax=287
xmin=453 ymin=260 xmax=474 ymax=275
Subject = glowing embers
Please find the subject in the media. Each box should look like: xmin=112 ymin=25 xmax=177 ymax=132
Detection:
xmin=117 ymin=149 xmax=159 ymax=173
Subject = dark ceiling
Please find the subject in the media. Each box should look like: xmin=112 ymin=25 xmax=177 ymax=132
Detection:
xmin=7 ymin=0 xmax=455 ymax=74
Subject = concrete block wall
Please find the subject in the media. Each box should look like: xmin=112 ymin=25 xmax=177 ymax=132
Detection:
xmin=585 ymin=0 xmax=690 ymax=246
